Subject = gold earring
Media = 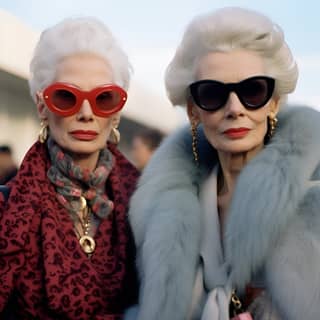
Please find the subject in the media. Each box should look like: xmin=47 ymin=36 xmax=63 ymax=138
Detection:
xmin=39 ymin=121 xmax=48 ymax=143
xmin=191 ymin=120 xmax=199 ymax=165
xmin=268 ymin=116 xmax=278 ymax=139
xmin=109 ymin=127 xmax=120 ymax=144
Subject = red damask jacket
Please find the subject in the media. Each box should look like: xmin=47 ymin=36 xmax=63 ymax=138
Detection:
xmin=0 ymin=142 xmax=139 ymax=320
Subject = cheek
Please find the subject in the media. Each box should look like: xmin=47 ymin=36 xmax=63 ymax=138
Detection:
xmin=199 ymin=110 xmax=222 ymax=132
xmin=249 ymin=110 xmax=270 ymax=143
xmin=47 ymin=115 xmax=69 ymax=140
xmin=251 ymin=108 xmax=270 ymax=130
xmin=199 ymin=114 xmax=223 ymax=148
xmin=99 ymin=118 xmax=114 ymax=138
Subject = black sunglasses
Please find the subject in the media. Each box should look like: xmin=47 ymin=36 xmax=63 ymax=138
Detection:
xmin=189 ymin=76 xmax=275 ymax=112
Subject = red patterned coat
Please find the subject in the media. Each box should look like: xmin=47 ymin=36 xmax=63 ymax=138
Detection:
xmin=0 ymin=142 xmax=139 ymax=320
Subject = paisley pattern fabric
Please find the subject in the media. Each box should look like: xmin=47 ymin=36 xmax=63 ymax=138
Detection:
xmin=47 ymin=137 xmax=115 ymax=219
xmin=0 ymin=141 xmax=139 ymax=319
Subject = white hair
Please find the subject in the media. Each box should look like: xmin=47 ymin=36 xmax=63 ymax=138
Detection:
xmin=29 ymin=17 xmax=132 ymax=101
xmin=165 ymin=7 xmax=298 ymax=107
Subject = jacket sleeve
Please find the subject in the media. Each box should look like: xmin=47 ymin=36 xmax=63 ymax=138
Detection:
xmin=0 ymin=193 xmax=26 ymax=311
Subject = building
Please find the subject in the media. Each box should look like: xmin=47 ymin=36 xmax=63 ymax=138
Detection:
xmin=0 ymin=9 xmax=184 ymax=163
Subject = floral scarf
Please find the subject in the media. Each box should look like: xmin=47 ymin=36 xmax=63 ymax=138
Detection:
xmin=47 ymin=138 xmax=114 ymax=221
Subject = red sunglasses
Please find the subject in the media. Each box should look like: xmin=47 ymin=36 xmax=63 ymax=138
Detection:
xmin=42 ymin=82 xmax=127 ymax=117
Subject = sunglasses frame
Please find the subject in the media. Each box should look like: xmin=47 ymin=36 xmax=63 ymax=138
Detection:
xmin=189 ymin=76 xmax=275 ymax=112
xmin=42 ymin=82 xmax=127 ymax=117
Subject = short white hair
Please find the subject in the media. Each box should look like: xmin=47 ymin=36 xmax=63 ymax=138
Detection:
xmin=29 ymin=17 xmax=131 ymax=101
xmin=165 ymin=7 xmax=298 ymax=107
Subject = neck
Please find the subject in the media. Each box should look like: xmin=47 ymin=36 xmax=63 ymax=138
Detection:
xmin=71 ymin=151 xmax=100 ymax=172
xmin=218 ymin=144 xmax=263 ymax=194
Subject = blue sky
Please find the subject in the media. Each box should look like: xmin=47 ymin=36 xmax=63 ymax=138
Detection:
xmin=2 ymin=0 xmax=320 ymax=108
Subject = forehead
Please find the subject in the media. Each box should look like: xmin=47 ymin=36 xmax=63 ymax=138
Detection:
xmin=195 ymin=50 xmax=265 ymax=83
xmin=54 ymin=52 xmax=114 ymax=88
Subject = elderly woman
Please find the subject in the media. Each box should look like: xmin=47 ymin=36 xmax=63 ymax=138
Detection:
xmin=0 ymin=17 xmax=139 ymax=319
xmin=125 ymin=7 xmax=320 ymax=320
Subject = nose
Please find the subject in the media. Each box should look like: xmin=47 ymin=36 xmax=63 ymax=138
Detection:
xmin=224 ymin=92 xmax=245 ymax=118
xmin=77 ymin=99 xmax=94 ymax=121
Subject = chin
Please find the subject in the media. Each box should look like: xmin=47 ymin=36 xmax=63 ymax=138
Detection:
xmin=63 ymin=142 xmax=103 ymax=156
xmin=215 ymin=140 xmax=264 ymax=155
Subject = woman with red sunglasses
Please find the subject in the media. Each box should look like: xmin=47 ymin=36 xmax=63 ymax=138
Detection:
xmin=125 ymin=7 xmax=320 ymax=320
xmin=0 ymin=17 xmax=139 ymax=319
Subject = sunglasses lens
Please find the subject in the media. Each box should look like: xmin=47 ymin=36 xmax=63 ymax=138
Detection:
xmin=96 ymin=90 xmax=122 ymax=112
xmin=52 ymin=89 xmax=76 ymax=110
xmin=239 ymin=78 xmax=272 ymax=108
xmin=190 ymin=77 xmax=274 ymax=111
xmin=191 ymin=81 xmax=227 ymax=111
xmin=44 ymin=83 xmax=127 ymax=117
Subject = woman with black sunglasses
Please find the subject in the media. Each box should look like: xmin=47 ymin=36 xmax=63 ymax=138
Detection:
xmin=125 ymin=7 xmax=320 ymax=320
xmin=0 ymin=17 xmax=139 ymax=319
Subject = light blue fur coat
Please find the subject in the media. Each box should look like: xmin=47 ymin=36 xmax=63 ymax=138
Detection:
xmin=125 ymin=107 xmax=320 ymax=320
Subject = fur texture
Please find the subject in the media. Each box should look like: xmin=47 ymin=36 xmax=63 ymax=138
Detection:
xmin=126 ymin=106 xmax=320 ymax=320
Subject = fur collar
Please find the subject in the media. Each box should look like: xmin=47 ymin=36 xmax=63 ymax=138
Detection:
xmin=128 ymin=106 xmax=320 ymax=320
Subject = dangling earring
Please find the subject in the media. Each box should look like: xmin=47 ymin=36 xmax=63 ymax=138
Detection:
xmin=109 ymin=126 xmax=120 ymax=144
xmin=268 ymin=115 xmax=278 ymax=139
xmin=39 ymin=121 xmax=48 ymax=143
xmin=191 ymin=120 xmax=199 ymax=165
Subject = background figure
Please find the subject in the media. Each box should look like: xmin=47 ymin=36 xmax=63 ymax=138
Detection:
xmin=0 ymin=145 xmax=17 ymax=184
xmin=125 ymin=7 xmax=320 ymax=320
xmin=0 ymin=17 xmax=139 ymax=319
xmin=130 ymin=128 xmax=164 ymax=170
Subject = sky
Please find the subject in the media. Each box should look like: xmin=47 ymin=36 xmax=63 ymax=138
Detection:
xmin=1 ymin=0 xmax=320 ymax=109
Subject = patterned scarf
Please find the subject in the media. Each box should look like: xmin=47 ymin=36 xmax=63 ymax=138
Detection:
xmin=47 ymin=138 xmax=114 ymax=220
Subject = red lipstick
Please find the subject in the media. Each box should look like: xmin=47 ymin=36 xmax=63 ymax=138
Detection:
xmin=223 ymin=127 xmax=250 ymax=139
xmin=70 ymin=130 xmax=98 ymax=141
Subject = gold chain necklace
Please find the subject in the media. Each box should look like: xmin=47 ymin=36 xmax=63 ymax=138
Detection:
xmin=78 ymin=196 xmax=96 ymax=255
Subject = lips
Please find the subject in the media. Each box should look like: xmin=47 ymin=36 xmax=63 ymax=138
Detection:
xmin=70 ymin=130 xmax=98 ymax=141
xmin=223 ymin=127 xmax=250 ymax=139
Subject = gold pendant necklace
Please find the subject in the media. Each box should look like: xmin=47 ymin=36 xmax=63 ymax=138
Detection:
xmin=78 ymin=196 xmax=96 ymax=255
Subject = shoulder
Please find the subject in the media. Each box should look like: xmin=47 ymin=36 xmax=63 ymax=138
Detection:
xmin=267 ymin=106 xmax=320 ymax=180
xmin=8 ymin=141 xmax=49 ymax=203
xmin=275 ymin=106 xmax=320 ymax=147
xmin=108 ymin=143 xmax=140 ymax=195
xmin=0 ymin=142 xmax=49 ymax=250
